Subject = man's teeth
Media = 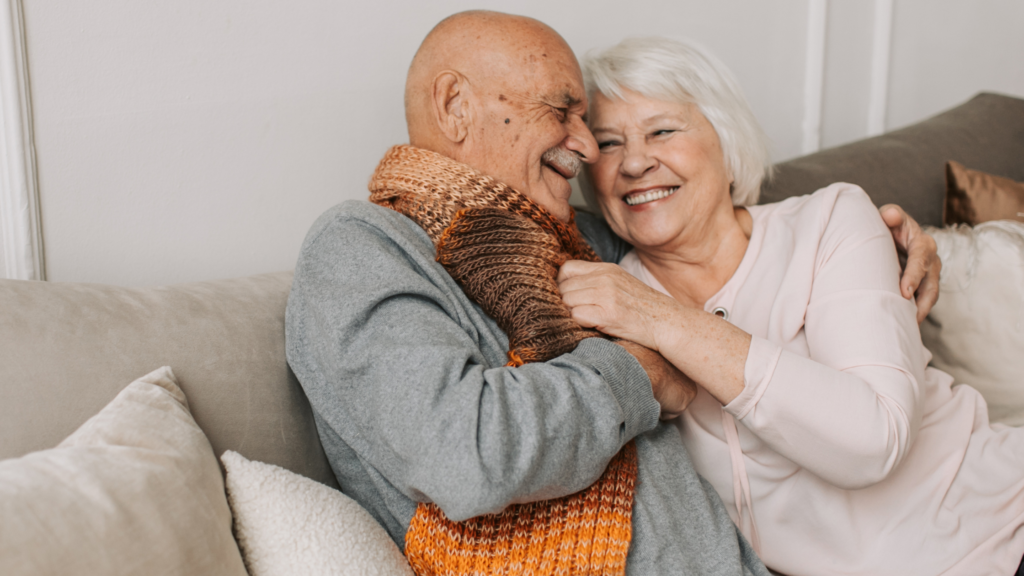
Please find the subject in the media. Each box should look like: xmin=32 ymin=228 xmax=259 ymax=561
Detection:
xmin=625 ymin=187 xmax=678 ymax=206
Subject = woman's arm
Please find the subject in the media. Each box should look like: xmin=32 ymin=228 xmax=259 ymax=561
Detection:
xmin=557 ymin=263 xmax=748 ymax=404
xmin=732 ymin=187 xmax=927 ymax=489
xmin=559 ymin=186 xmax=928 ymax=489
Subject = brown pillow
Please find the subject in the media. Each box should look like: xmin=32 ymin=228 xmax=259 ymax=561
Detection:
xmin=943 ymin=160 xmax=1024 ymax=225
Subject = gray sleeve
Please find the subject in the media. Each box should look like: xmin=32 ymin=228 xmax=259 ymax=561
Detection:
xmin=286 ymin=208 xmax=661 ymax=522
xmin=575 ymin=210 xmax=632 ymax=263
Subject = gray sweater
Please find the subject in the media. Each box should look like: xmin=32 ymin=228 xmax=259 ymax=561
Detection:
xmin=286 ymin=200 xmax=768 ymax=575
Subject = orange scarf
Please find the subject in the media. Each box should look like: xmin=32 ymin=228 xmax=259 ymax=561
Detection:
xmin=369 ymin=145 xmax=637 ymax=575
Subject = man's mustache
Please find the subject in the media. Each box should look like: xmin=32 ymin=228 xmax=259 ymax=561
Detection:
xmin=541 ymin=146 xmax=582 ymax=179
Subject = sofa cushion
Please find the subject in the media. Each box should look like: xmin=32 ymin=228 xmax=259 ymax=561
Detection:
xmin=921 ymin=221 xmax=1024 ymax=426
xmin=222 ymin=450 xmax=413 ymax=576
xmin=760 ymin=93 xmax=1024 ymax=227
xmin=0 ymin=272 xmax=337 ymax=488
xmin=0 ymin=367 xmax=248 ymax=576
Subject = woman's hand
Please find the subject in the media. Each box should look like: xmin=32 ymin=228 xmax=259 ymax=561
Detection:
xmin=559 ymin=259 xmax=750 ymax=406
xmin=879 ymin=204 xmax=941 ymax=323
xmin=558 ymin=260 xmax=698 ymax=416
xmin=557 ymin=260 xmax=679 ymax=351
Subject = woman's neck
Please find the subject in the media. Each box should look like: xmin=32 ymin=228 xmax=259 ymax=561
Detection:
xmin=636 ymin=205 xmax=752 ymax=309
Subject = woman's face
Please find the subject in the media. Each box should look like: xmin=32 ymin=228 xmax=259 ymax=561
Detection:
xmin=587 ymin=89 xmax=734 ymax=252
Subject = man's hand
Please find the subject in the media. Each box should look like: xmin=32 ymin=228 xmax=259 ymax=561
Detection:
xmin=879 ymin=204 xmax=942 ymax=323
xmin=615 ymin=339 xmax=697 ymax=420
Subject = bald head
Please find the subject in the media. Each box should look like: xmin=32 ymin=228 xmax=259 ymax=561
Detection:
xmin=406 ymin=11 xmax=571 ymax=146
xmin=402 ymin=10 xmax=598 ymax=221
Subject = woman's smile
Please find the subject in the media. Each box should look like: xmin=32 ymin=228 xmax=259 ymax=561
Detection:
xmin=624 ymin=186 xmax=679 ymax=206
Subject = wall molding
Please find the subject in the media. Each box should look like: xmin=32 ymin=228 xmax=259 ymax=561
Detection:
xmin=866 ymin=0 xmax=894 ymax=136
xmin=801 ymin=0 xmax=828 ymax=154
xmin=0 ymin=0 xmax=44 ymax=281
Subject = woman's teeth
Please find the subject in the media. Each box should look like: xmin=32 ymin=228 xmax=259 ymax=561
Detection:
xmin=625 ymin=187 xmax=678 ymax=206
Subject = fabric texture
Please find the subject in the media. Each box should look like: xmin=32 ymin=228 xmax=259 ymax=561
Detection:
xmin=222 ymin=450 xmax=414 ymax=576
xmin=0 ymin=367 xmax=248 ymax=576
xmin=921 ymin=220 xmax=1024 ymax=426
xmin=370 ymin=144 xmax=604 ymax=366
xmin=368 ymin=144 xmax=636 ymax=576
xmin=0 ymin=272 xmax=337 ymax=488
xmin=943 ymin=160 xmax=1024 ymax=225
xmin=285 ymin=197 xmax=769 ymax=576
xmin=759 ymin=92 xmax=1024 ymax=227
xmin=621 ymin=184 xmax=1024 ymax=576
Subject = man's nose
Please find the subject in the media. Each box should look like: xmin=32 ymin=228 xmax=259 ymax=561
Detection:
xmin=621 ymin=141 xmax=657 ymax=177
xmin=564 ymin=115 xmax=599 ymax=164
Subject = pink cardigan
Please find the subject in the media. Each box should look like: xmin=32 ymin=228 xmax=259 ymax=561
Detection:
xmin=620 ymin=184 xmax=1024 ymax=576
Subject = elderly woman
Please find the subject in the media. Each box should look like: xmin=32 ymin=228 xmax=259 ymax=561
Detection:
xmin=559 ymin=37 xmax=1024 ymax=576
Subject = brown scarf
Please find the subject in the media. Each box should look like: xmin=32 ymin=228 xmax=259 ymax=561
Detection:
xmin=369 ymin=145 xmax=637 ymax=575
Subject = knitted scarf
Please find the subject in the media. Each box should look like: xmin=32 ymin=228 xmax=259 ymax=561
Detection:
xmin=369 ymin=145 xmax=637 ymax=576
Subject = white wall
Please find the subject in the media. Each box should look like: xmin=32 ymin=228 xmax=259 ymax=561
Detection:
xmin=8 ymin=0 xmax=1024 ymax=286
xmin=887 ymin=0 xmax=1024 ymax=130
xmin=819 ymin=0 xmax=1024 ymax=145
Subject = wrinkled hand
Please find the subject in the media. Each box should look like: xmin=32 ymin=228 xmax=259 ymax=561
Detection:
xmin=879 ymin=204 xmax=941 ymax=322
xmin=558 ymin=260 xmax=698 ymax=418
xmin=557 ymin=260 xmax=677 ymax=351
xmin=615 ymin=339 xmax=697 ymax=420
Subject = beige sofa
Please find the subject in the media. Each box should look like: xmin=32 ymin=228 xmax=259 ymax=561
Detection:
xmin=0 ymin=271 xmax=336 ymax=488
xmin=1 ymin=92 xmax=1022 ymax=571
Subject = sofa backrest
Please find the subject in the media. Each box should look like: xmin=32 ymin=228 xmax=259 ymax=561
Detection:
xmin=760 ymin=92 xmax=1024 ymax=227
xmin=0 ymin=272 xmax=338 ymax=488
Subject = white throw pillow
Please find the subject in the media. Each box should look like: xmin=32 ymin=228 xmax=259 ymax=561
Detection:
xmin=222 ymin=450 xmax=413 ymax=576
xmin=0 ymin=367 xmax=248 ymax=576
xmin=921 ymin=221 xmax=1024 ymax=426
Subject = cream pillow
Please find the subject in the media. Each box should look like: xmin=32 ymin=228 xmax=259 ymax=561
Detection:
xmin=222 ymin=450 xmax=413 ymax=576
xmin=921 ymin=221 xmax=1024 ymax=426
xmin=0 ymin=366 xmax=247 ymax=576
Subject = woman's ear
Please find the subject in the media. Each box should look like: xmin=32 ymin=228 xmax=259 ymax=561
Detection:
xmin=432 ymin=71 xmax=470 ymax=144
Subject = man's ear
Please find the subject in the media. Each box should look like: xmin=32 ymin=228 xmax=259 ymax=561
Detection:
xmin=431 ymin=71 xmax=470 ymax=144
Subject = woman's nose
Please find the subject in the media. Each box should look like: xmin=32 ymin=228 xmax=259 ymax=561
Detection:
xmin=621 ymin=142 xmax=656 ymax=178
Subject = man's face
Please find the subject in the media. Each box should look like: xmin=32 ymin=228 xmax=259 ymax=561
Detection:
xmin=460 ymin=43 xmax=599 ymax=222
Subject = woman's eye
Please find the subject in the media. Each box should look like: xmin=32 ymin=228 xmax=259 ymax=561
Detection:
xmin=652 ymin=129 xmax=675 ymax=137
xmin=597 ymin=140 xmax=621 ymax=150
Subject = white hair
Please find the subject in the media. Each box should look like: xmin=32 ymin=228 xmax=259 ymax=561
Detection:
xmin=582 ymin=37 xmax=772 ymax=206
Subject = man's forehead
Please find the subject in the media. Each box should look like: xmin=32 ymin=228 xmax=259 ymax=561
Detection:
xmin=500 ymin=78 xmax=585 ymax=112
xmin=517 ymin=59 xmax=586 ymax=106
xmin=540 ymin=78 xmax=587 ymax=108
xmin=431 ymin=12 xmax=586 ymax=106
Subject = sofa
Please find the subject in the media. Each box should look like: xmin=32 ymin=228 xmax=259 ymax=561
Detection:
xmin=1 ymin=92 xmax=1022 ymax=574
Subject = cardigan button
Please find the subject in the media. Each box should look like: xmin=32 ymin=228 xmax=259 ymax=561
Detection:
xmin=712 ymin=307 xmax=729 ymax=321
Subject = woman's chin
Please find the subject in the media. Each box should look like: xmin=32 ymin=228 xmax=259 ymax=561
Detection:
xmin=617 ymin=225 xmax=681 ymax=253
xmin=606 ymin=210 xmax=676 ymax=243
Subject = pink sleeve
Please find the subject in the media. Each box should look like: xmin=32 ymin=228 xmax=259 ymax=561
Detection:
xmin=724 ymin=186 xmax=928 ymax=489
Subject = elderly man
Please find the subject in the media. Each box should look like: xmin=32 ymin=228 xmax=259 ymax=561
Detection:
xmin=286 ymin=10 xmax=936 ymax=576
